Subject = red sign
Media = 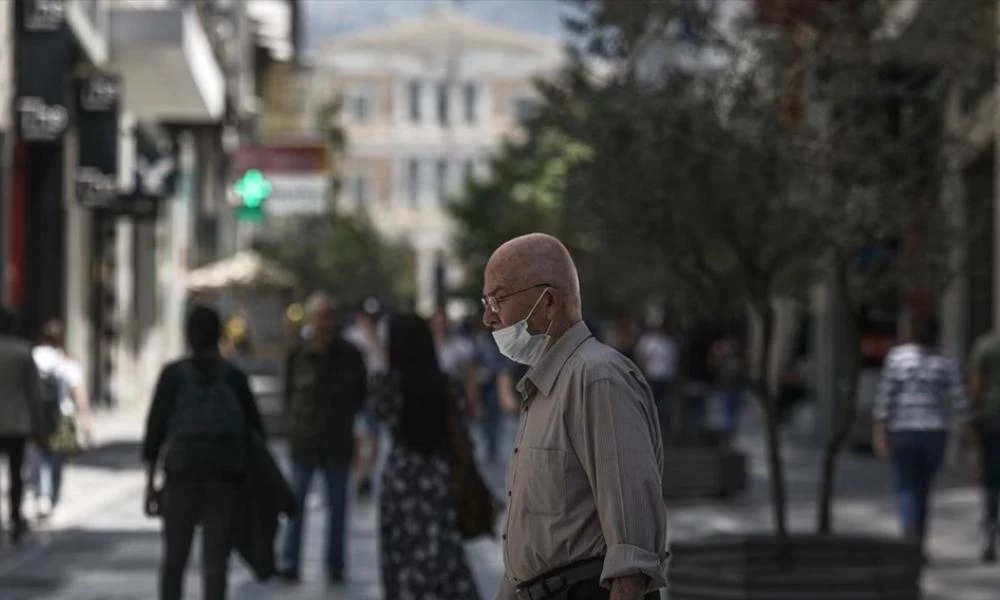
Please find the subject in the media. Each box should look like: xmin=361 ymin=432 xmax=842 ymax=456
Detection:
xmin=230 ymin=143 xmax=327 ymax=176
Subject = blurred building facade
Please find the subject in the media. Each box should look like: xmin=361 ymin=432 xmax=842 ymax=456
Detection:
xmin=0 ymin=0 xmax=301 ymax=410
xmin=310 ymin=4 xmax=565 ymax=315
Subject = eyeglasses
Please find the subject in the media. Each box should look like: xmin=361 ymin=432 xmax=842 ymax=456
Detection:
xmin=481 ymin=283 xmax=550 ymax=314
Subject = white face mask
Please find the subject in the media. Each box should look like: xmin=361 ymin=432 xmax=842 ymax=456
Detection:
xmin=492 ymin=289 xmax=552 ymax=366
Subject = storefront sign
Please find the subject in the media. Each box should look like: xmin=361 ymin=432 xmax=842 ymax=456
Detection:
xmin=75 ymin=73 xmax=120 ymax=208
xmin=16 ymin=0 xmax=72 ymax=143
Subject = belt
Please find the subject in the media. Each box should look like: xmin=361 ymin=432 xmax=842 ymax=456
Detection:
xmin=515 ymin=557 xmax=604 ymax=600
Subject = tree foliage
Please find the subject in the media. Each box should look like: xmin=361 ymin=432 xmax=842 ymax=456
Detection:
xmin=258 ymin=211 xmax=415 ymax=308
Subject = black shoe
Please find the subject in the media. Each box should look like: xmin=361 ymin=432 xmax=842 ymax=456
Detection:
xmin=10 ymin=518 xmax=28 ymax=545
xmin=358 ymin=478 xmax=372 ymax=498
xmin=276 ymin=569 xmax=300 ymax=584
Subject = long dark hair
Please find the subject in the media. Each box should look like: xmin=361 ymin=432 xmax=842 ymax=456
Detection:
xmin=387 ymin=313 xmax=451 ymax=456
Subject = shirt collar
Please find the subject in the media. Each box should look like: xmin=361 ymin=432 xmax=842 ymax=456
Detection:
xmin=515 ymin=321 xmax=592 ymax=401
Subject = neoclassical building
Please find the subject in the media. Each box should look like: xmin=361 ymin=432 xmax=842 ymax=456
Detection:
xmin=310 ymin=4 xmax=565 ymax=315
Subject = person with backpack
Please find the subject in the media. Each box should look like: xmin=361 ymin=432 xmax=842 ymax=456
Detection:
xmin=141 ymin=305 xmax=264 ymax=600
xmin=32 ymin=319 xmax=91 ymax=519
xmin=969 ymin=328 xmax=1000 ymax=562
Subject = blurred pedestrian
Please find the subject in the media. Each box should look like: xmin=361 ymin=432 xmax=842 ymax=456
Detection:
xmin=32 ymin=319 xmax=91 ymax=519
xmin=430 ymin=309 xmax=478 ymax=419
xmin=142 ymin=305 xmax=264 ymax=600
xmin=278 ymin=292 xmax=368 ymax=585
xmin=873 ymin=315 xmax=968 ymax=561
xmin=0 ymin=307 xmax=44 ymax=545
xmin=636 ymin=316 xmax=677 ymax=431
xmin=484 ymin=233 xmax=667 ymax=600
xmin=343 ymin=297 xmax=388 ymax=498
xmin=470 ymin=319 xmax=508 ymax=463
xmin=371 ymin=313 xmax=482 ymax=599
xmin=709 ymin=334 xmax=747 ymax=440
xmin=968 ymin=328 xmax=1000 ymax=562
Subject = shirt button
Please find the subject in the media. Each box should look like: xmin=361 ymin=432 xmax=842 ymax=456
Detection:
xmin=502 ymin=534 xmax=507 ymax=540
xmin=508 ymin=490 xmax=512 ymax=497
xmin=513 ymin=448 xmax=518 ymax=454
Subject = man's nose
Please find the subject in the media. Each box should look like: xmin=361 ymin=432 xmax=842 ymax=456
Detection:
xmin=482 ymin=309 xmax=496 ymax=329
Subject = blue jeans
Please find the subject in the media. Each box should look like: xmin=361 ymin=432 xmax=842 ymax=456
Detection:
xmin=720 ymin=389 xmax=745 ymax=435
xmin=280 ymin=458 xmax=350 ymax=575
xmin=889 ymin=430 xmax=947 ymax=546
xmin=36 ymin=448 xmax=65 ymax=506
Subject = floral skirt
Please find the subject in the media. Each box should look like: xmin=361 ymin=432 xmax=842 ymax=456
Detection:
xmin=379 ymin=447 xmax=481 ymax=600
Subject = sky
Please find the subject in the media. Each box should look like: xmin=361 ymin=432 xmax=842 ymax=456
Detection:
xmin=301 ymin=0 xmax=573 ymax=49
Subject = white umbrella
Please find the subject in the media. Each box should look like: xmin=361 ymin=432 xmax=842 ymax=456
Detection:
xmin=186 ymin=250 xmax=296 ymax=293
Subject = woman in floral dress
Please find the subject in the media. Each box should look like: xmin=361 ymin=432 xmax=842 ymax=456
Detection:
xmin=371 ymin=313 xmax=481 ymax=600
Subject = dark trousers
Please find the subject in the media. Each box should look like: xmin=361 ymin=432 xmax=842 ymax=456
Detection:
xmin=0 ymin=436 xmax=26 ymax=526
xmin=480 ymin=382 xmax=501 ymax=463
xmin=280 ymin=457 xmax=349 ymax=576
xmin=564 ymin=578 xmax=661 ymax=600
xmin=888 ymin=430 xmax=947 ymax=547
xmin=160 ymin=478 xmax=238 ymax=600
xmin=979 ymin=431 xmax=1000 ymax=525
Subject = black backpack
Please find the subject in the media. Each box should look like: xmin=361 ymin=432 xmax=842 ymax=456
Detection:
xmin=39 ymin=371 xmax=63 ymax=438
xmin=164 ymin=361 xmax=247 ymax=476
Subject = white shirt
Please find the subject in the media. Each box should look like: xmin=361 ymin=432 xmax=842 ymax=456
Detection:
xmin=32 ymin=345 xmax=82 ymax=412
xmin=438 ymin=334 xmax=475 ymax=380
xmin=343 ymin=324 xmax=387 ymax=376
xmin=636 ymin=332 xmax=677 ymax=382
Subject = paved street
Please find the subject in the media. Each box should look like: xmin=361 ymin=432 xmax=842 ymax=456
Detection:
xmin=0 ymin=400 xmax=998 ymax=599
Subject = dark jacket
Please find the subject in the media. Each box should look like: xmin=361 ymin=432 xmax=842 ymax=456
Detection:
xmin=234 ymin=432 xmax=297 ymax=581
xmin=283 ymin=337 xmax=368 ymax=465
xmin=0 ymin=336 xmax=44 ymax=438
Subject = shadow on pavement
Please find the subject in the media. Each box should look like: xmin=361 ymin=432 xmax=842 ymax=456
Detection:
xmin=70 ymin=441 xmax=143 ymax=472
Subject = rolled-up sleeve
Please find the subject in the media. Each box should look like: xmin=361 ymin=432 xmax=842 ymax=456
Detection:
xmin=568 ymin=376 xmax=669 ymax=591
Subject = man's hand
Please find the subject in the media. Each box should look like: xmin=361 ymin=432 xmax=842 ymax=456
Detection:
xmin=144 ymin=485 xmax=161 ymax=517
xmin=610 ymin=574 xmax=648 ymax=600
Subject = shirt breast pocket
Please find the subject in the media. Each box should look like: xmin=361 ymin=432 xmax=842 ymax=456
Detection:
xmin=519 ymin=447 xmax=568 ymax=517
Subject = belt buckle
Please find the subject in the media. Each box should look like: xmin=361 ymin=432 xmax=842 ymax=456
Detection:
xmin=516 ymin=575 xmax=567 ymax=600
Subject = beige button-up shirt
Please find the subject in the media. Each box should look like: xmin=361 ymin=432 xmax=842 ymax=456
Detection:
xmin=494 ymin=321 xmax=669 ymax=599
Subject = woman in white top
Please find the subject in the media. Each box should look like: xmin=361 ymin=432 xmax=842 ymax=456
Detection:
xmin=32 ymin=320 xmax=91 ymax=518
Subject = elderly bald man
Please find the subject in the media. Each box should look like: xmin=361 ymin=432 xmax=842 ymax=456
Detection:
xmin=483 ymin=234 xmax=668 ymax=600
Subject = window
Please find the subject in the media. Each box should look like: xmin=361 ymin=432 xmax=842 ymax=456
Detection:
xmin=407 ymin=159 xmax=420 ymax=207
xmin=513 ymin=96 xmax=538 ymax=123
xmin=408 ymin=81 xmax=421 ymax=123
xmin=435 ymin=159 xmax=448 ymax=200
xmin=351 ymin=176 xmax=369 ymax=210
xmin=436 ymin=83 xmax=449 ymax=126
xmin=463 ymin=83 xmax=477 ymax=124
xmin=349 ymin=91 xmax=370 ymax=124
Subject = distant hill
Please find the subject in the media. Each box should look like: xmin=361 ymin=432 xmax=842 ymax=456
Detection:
xmin=301 ymin=0 xmax=571 ymax=49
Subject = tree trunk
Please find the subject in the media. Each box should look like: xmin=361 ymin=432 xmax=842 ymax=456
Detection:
xmin=817 ymin=257 xmax=862 ymax=533
xmin=752 ymin=299 xmax=790 ymax=556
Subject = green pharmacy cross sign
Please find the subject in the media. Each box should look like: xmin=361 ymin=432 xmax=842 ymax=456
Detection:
xmin=233 ymin=169 xmax=272 ymax=222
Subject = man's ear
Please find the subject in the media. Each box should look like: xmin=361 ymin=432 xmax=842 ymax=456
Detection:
xmin=545 ymin=289 xmax=561 ymax=319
